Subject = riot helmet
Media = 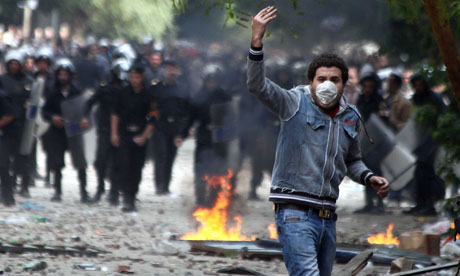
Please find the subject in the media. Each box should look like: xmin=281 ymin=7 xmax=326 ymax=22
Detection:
xmin=54 ymin=58 xmax=75 ymax=75
xmin=111 ymin=58 xmax=131 ymax=81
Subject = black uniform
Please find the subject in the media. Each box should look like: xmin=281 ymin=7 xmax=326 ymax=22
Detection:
xmin=112 ymin=84 xmax=154 ymax=204
xmin=243 ymin=98 xmax=279 ymax=200
xmin=0 ymin=89 xmax=16 ymax=205
xmin=150 ymin=80 xmax=190 ymax=195
xmin=187 ymin=87 xmax=236 ymax=205
xmin=74 ymin=56 xmax=104 ymax=91
xmin=84 ymin=80 xmax=123 ymax=201
xmin=42 ymin=84 xmax=90 ymax=201
xmin=145 ymin=66 xmax=165 ymax=85
xmin=411 ymin=89 xmax=446 ymax=214
xmin=0 ymin=73 xmax=33 ymax=199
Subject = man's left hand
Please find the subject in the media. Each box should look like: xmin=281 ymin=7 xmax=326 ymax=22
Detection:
xmin=174 ymin=136 xmax=184 ymax=148
xmin=133 ymin=135 xmax=148 ymax=146
xmin=369 ymin=176 xmax=390 ymax=198
xmin=80 ymin=117 xmax=89 ymax=129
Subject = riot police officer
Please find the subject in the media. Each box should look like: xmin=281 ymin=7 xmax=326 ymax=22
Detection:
xmin=111 ymin=64 xmax=154 ymax=212
xmin=186 ymin=65 xmax=238 ymax=206
xmin=150 ymin=60 xmax=190 ymax=195
xmin=41 ymin=58 xmax=92 ymax=203
xmin=0 ymin=88 xmax=16 ymax=205
xmin=83 ymin=59 xmax=129 ymax=203
xmin=0 ymin=50 xmax=34 ymax=199
xmin=145 ymin=51 xmax=165 ymax=84
xmin=35 ymin=47 xmax=55 ymax=187
xmin=35 ymin=47 xmax=55 ymax=99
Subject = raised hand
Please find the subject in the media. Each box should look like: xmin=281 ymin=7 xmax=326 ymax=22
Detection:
xmin=251 ymin=6 xmax=278 ymax=48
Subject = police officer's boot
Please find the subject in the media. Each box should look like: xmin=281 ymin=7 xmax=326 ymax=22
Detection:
xmin=18 ymin=174 xmax=31 ymax=198
xmin=44 ymin=165 xmax=52 ymax=188
xmin=51 ymin=171 xmax=62 ymax=202
xmin=107 ymin=189 xmax=119 ymax=206
xmin=92 ymin=169 xmax=105 ymax=202
xmin=122 ymin=194 xmax=136 ymax=212
xmin=78 ymin=169 xmax=92 ymax=203
xmin=0 ymin=169 xmax=15 ymax=206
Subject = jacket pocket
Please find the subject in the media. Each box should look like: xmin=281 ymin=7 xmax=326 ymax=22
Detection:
xmin=282 ymin=208 xmax=310 ymax=224
xmin=306 ymin=115 xmax=326 ymax=130
xmin=304 ymin=115 xmax=327 ymax=146
xmin=343 ymin=124 xmax=358 ymax=139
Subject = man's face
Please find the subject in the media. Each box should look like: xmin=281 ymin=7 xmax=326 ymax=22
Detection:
xmin=129 ymin=71 xmax=144 ymax=88
xmin=57 ymin=69 xmax=71 ymax=86
xmin=149 ymin=53 xmax=162 ymax=69
xmin=24 ymin=57 xmax=35 ymax=72
xmin=7 ymin=60 xmax=20 ymax=75
xmin=37 ymin=60 xmax=49 ymax=73
xmin=361 ymin=79 xmax=375 ymax=96
xmin=348 ymin=67 xmax=359 ymax=86
xmin=205 ymin=78 xmax=218 ymax=92
xmin=309 ymin=66 xmax=344 ymax=110
xmin=164 ymin=65 xmax=180 ymax=83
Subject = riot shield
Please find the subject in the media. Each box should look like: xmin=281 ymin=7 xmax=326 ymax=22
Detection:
xmin=394 ymin=117 xmax=421 ymax=152
xmin=35 ymin=97 xmax=50 ymax=137
xmin=381 ymin=144 xmax=416 ymax=191
xmin=20 ymin=77 xmax=45 ymax=155
xmin=61 ymin=93 xmax=94 ymax=169
xmin=360 ymin=113 xmax=395 ymax=160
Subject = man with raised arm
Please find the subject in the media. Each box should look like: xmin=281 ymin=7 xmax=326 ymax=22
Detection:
xmin=247 ymin=6 xmax=390 ymax=276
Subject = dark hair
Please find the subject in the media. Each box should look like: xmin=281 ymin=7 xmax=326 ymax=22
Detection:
xmin=410 ymin=74 xmax=427 ymax=88
xmin=359 ymin=72 xmax=381 ymax=90
xmin=307 ymin=53 xmax=348 ymax=84
xmin=150 ymin=51 xmax=163 ymax=58
xmin=163 ymin=60 xmax=178 ymax=67
xmin=389 ymin=73 xmax=402 ymax=88
xmin=129 ymin=64 xmax=145 ymax=75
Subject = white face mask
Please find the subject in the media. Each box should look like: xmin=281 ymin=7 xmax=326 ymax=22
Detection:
xmin=314 ymin=80 xmax=339 ymax=105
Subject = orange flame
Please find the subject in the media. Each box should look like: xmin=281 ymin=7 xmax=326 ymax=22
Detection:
xmin=181 ymin=170 xmax=255 ymax=241
xmin=451 ymin=222 xmax=460 ymax=240
xmin=268 ymin=223 xmax=278 ymax=239
xmin=367 ymin=223 xmax=400 ymax=245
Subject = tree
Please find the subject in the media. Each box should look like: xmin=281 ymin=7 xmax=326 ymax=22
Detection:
xmin=422 ymin=0 xmax=460 ymax=109
xmin=37 ymin=0 xmax=176 ymax=40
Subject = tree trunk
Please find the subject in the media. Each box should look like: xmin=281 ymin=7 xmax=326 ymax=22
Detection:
xmin=423 ymin=0 xmax=460 ymax=109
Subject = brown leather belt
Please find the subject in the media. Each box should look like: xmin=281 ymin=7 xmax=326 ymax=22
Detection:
xmin=278 ymin=203 xmax=337 ymax=220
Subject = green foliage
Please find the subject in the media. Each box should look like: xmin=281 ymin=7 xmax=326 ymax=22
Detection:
xmin=416 ymin=105 xmax=460 ymax=219
xmin=34 ymin=0 xmax=176 ymax=40
xmin=83 ymin=0 xmax=175 ymax=40
xmin=387 ymin=0 xmax=423 ymax=24
xmin=441 ymin=196 xmax=460 ymax=221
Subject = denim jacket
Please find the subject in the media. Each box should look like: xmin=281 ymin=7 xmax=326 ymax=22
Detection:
xmin=247 ymin=58 xmax=372 ymax=210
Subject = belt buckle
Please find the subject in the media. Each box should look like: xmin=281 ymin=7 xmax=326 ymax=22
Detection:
xmin=319 ymin=209 xmax=331 ymax=219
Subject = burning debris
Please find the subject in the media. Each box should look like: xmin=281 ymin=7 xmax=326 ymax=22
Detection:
xmin=181 ymin=170 xmax=255 ymax=241
xmin=268 ymin=223 xmax=278 ymax=240
xmin=368 ymin=223 xmax=400 ymax=246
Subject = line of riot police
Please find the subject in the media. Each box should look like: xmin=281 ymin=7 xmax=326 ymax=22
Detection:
xmin=0 ymin=39 xmax=282 ymax=212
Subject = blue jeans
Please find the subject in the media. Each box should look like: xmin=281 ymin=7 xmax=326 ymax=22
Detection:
xmin=275 ymin=205 xmax=337 ymax=276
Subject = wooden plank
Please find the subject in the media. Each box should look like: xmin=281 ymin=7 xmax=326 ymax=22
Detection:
xmin=390 ymin=258 xmax=415 ymax=274
xmin=335 ymin=250 xmax=373 ymax=276
xmin=216 ymin=266 xmax=269 ymax=276
xmin=391 ymin=261 xmax=459 ymax=276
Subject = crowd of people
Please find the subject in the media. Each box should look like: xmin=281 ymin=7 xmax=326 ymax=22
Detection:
xmin=0 ymin=23 xmax=450 ymax=215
